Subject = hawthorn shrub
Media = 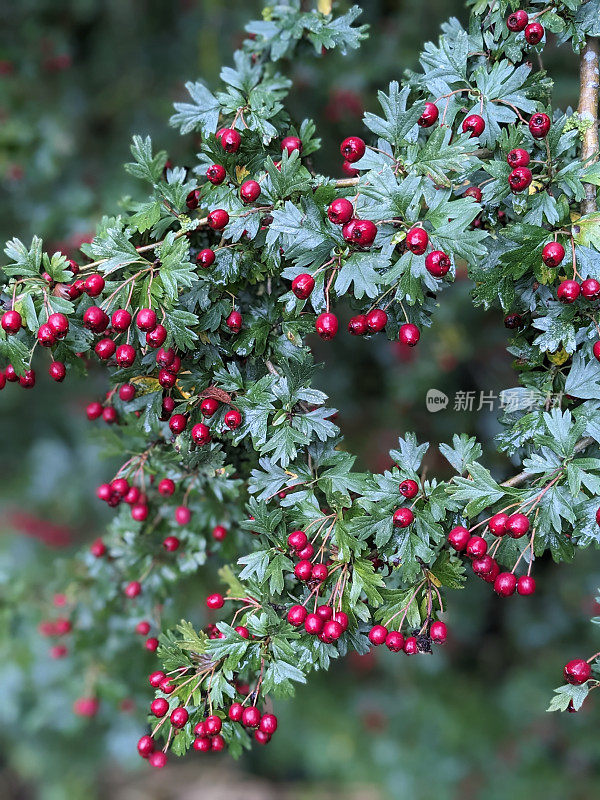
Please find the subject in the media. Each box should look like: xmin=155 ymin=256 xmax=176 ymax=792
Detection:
xmin=1 ymin=0 xmax=600 ymax=770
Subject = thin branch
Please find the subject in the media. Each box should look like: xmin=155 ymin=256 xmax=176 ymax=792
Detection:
xmin=502 ymin=437 xmax=595 ymax=488
xmin=578 ymin=36 xmax=599 ymax=215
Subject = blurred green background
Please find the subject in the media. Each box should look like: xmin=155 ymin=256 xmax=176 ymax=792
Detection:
xmin=1 ymin=1 xmax=599 ymax=798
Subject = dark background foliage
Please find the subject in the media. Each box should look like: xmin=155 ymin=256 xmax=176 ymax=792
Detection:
xmin=0 ymin=1 xmax=598 ymax=798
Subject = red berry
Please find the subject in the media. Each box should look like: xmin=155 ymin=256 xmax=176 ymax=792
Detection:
xmin=229 ymin=702 xmax=244 ymax=721
xmin=406 ymin=227 xmax=428 ymax=255
xmin=315 ymin=312 xmax=338 ymax=340
xmin=366 ymin=308 xmax=387 ymax=333
xmin=509 ymin=166 xmax=533 ymax=193
xmin=197 ymin=248 xmax=216 ymax=268
xmin=116 ymin=344 xmax=136 ymax=367
xmin=348 ymin=314 xmax=368 ymax=335
xmin=342 ymin=218 xmax=377 ymax=247
xmin=146 ymin=324 xmax=167 ymax=348
xmin=524 ymin=22 xmax=544 ymax=45
xmin=212 ymin=525 xmax=227 ymax=541
xmin=368 ymin=624 xmax=388 ymax=645
xmin=47 ymin=312 xmax=69 ymax=337
xmin=505 ymin=512 xmax=530 ymax=538
xmin=191 ymin=422 xmax=211 ymax=445
xmin=418 ymin=102 xmax=439 ymax=128
xmin=206 ymin=164 xmax=226 ymax=184
xmin=292 ymin=273 xmax=315 ymax=300
xmin=226 ymin=310 xmax=242 ymax=333
xmin=240 ymin=179 xmax=261 ymax=203
xmin=340 ymin=136 xmax=366 ymax=163
xmin=136 ymin=308 xmax=157 ymax=332
xmin=19 ymin=369 xmax=36 ymax=389
xmin=193 ymin=736 xmax=211 ymax=752
xmin=494 ymin=572 xmax=517 ymax=597
xmin=49 ymin=361 xmax=66 ymax=382
xmin=316 ymin=605 xmax=333 ymax=621
xmin=294 ymin=560 xmax=313 ymax=581
xmin=145 ymin=637 xmax=158 ymax=651
xmin=259 ymin=713 xmax=278 ymax=735
xmin=564 ymin=658 xmax=591 ymax=685
xmin=489 ymin=513 xmax=509 ymax=536
xmin=507 ymin=148 xmax=530 ymax=168
xmin=170 ymin=706 xmax=189 ymax=729
xmin=473 ymin=556 xmax=494 ymax=577
xmin=448 ymin=526 xmax=470 ymax=551
xmin=334 ymin=611 xmax=349 ymax=631
xmin=517 ymin=575 xmax=536 ymax=596
xmin=95 ymin=337 xmax=116 ymax=360
xmin=254 ymin=730 xmax=271 ymax=745
xmin=169 ymin=414 xmax=187 ymax=435
xmin=163 ymin=535 xmax=180 ymax=552
xmin=393 ymin=507 xmax=414 ymax=528
xmin=507 ymin=10 xmax=528 ymax=32
xmin=462 ymin=114 xmax=485 ymax=138
xmin=425 ymin=250 xmax=451 ymax=277
xmin=158 ymin=369 xmax=176 ymax=389
xmin=208 ymin=209 xmax=229 ymax=230
xmin=403 ymin=636 xmax=418 ymax=654
xmin=83 ymin=306 xmax=108 ymax=332
xmin=342 ymin=160 xmax=359 ymax=177
xmin=542 ymin=242 xmax=565 ymax=267
xmin=399 ymin=479 xmax=419 ymax=499
xmin=529 ymin=113 xmax=551 ymax=139
xmin=220 ymin=128 xmax=241 ymax=153
xmin=304 ymin=613 xmax=323 ymax=635
xmin=466 ymin=535 xmax=487 ymax=558
xmin=320 ymin=619 xmax=343 ymax=643
xmin=175 ymin=506 xmax=191 ymax=525
xmin=125 ymin=581 xmax=142 ymax=598
xmin=594 ymin=342 xmax=600 ymax=363
xmin=399 ymin=323 xmax=420 ymax=346
xmin=84 ymin=274 xmax=105 ymax=297
xmin=205 ymin=715 xmax=222 ymax=735
xmin=224 ymin=408 xmax=242 ymax=429
xmin=287 ymin=605 xmax=307 ymax=626
xmin=242 ymin=706 xmax=261 ymax=728
xmin=328 ymin=198 xmax=354 ymax=225
xmin=131 ymin=504 xmax=148 ymax=522
xmin=206 ymin=593 xmax=224 ymax=610
xmin=288 ymin=530 xmax=308 ymax=550
xmin=201 ymin=397 xmax=219 ymax=417
xmin=149 ymin=670 xmax=166 ymax=687
xmin=312 ymin=563 xmax=328 ymax=582
xmin=430 ymin=621 xmax=447 ymax=643
xmin=151 ymin=698 xmax=169 ymax=717
xmin=136 ymin=620 xmax=151 ymax=635
xmin=90 ymin=538 xmax=106 ymax=557
xmin=582 ymin=279 xmax=600 ymax=300
xmin=235 ymin=625 xmax=249 ymax=638
xmin=148 ymin=752 xmax=167 ymax=769
xmin=37 ymin=323 xmax=56 ymax=347
xmin=385 ymin=630 xmax=404 ymax=652
xmin=281 ymin=136 xmax=303 ymax=155
xmin=1 ymin=310 xmax=22 ymax=334
xmin=118 ymin=383 xmax=136 ymax=402
xmin=186 ymin=189 xmax=200 ymax=210
xmin=137 ymin=735 xmax=155 ymax=758
xmin=557 ymin=280 xmax=580 ymax=303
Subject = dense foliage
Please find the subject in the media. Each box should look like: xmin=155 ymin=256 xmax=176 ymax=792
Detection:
xmin=2 ymin=0 xmax=600 ymax=776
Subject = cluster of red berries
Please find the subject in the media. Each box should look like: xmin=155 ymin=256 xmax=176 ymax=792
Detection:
xmin=0 ymin=363 xmax=37 ymax=389
xmin=506 ymin=10 xmax=545 ymax=46
xmin=367 ymin=619 xmax=447 ymax=654
xmin=38 ymin=614 xmax=71 ymax=659
xmin=135 ymin=619 xmax=159 ymax=652
xmin=448 ymin=513 xmax=536 ymax=597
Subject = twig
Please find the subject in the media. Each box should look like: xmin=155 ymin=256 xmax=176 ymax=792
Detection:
xmin=578 ymin=37 xmax=599 ymax=215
